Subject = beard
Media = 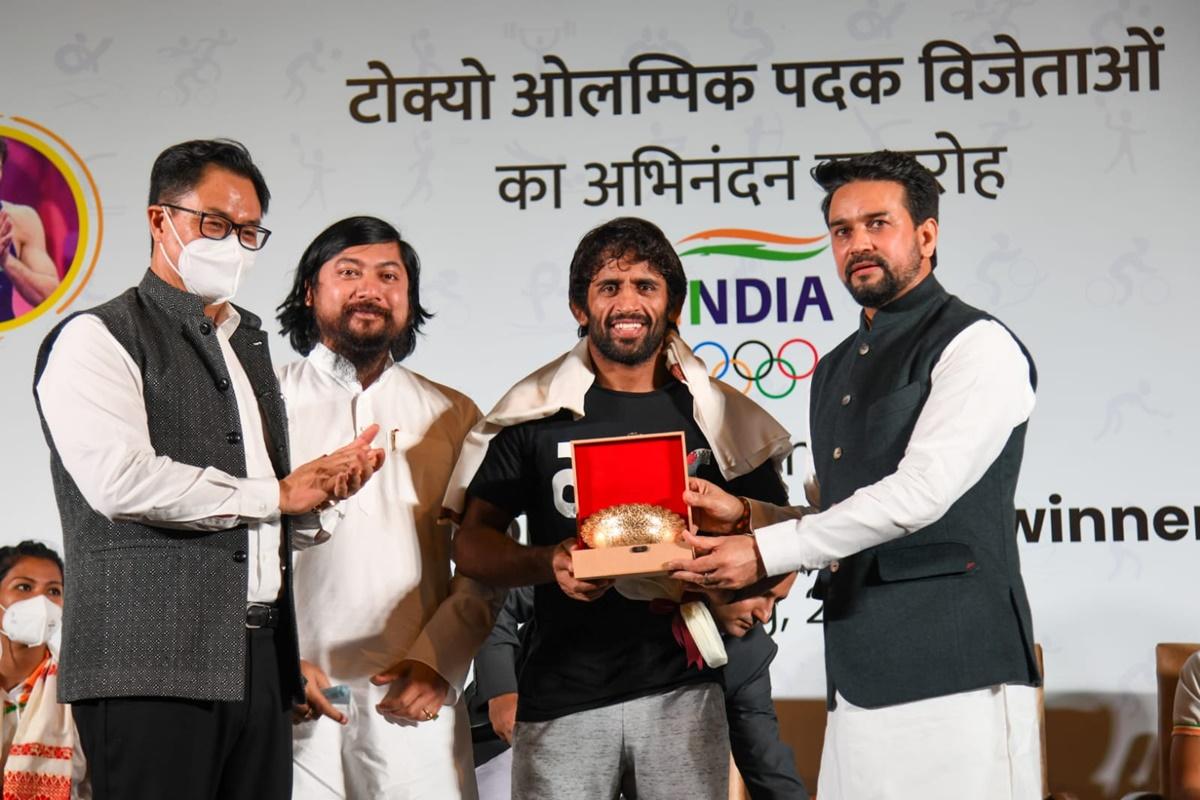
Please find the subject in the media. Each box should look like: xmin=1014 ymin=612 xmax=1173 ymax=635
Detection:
xmin=321 ymin=301 xmax=406 ymax=368
xmin=841 ymin=243 xmax=923 ymax=308
xmin=587 ymin=311 xmax=669 ymax=366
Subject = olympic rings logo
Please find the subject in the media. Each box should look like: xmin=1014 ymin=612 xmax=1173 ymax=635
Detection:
xmin=693 ymin=338 xmax=819 ymax=399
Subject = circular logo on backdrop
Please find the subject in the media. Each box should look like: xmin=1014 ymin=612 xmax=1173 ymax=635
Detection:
xmin=0 ymin=116 xmax=102 ymax=332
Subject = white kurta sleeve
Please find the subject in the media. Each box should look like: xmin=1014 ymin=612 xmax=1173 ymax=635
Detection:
xmin=37 ymin=314 xmax=281 ymax=530
xmin=755 ymin=319 xmax=1035 ymax=574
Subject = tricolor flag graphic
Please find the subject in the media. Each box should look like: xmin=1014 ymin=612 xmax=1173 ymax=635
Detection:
xmin=677 ymin=228 xmax=828 ymax=261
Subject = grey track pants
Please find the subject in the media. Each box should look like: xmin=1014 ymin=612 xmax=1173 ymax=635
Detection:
xmin=511 ymin=682 xmax=729 ymax=800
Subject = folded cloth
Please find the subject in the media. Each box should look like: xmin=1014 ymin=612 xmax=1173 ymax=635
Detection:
xmin=620 ymin=578 xmax=727 ymax=669
xmin=3 ymin=655 xmax=88 ymax=800
xmin=441 ymin=332 xmax=793 ymax=519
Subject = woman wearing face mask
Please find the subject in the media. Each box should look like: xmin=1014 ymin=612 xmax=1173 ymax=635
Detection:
xmin=0 ymin=541 xmax=88 ymax=799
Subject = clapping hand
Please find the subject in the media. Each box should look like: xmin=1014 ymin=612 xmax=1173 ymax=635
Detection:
xmin=279 ymin=424 xmax=386 ymax=514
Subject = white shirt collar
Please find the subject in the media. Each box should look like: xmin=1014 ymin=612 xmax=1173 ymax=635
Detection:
xmin=214 ymin=303 xmax=241 ymax=336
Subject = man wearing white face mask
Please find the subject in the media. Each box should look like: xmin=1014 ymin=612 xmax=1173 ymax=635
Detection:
xmin=33 ymin=139 xmax=385 ymax=800
xmin=0 ymin=541 xmax=87 ymax=799
xmin=156 ymin=197 xmax=257 ymax=304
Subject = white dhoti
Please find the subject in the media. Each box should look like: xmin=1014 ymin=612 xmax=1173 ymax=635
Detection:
xmin=293 ymin=682 xmax=477 ymax=799
xmin=817 ymin=684 xmax=1042 ymax=800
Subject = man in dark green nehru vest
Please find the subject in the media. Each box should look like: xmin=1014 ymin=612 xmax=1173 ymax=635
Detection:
xmin=667 ymin=151 xmax=1042 ymax=800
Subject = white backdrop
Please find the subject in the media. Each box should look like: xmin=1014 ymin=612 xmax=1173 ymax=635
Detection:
xmin=2 ymin=1 xmax=1196 ymax=793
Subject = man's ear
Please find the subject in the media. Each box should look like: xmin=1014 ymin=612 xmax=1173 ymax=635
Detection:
xmin=304 ymin=280 xmax=314 ymax=308
xmin=570 ymin=301 xmax=588 ymax=328
xmin=147 ymin=205 xmax=166 ymax=246
xmin=917 ymin=217 xmax=939 ymax=261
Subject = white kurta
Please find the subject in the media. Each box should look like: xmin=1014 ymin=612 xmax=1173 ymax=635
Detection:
xmin=278 ymin=345 xmax=499 ymax=800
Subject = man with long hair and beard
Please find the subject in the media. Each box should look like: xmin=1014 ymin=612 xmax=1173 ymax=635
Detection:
xmin=444 ymin=217 xmax=802 ymax=799
xmin=276 ymin=216 xmax=501 ymax=799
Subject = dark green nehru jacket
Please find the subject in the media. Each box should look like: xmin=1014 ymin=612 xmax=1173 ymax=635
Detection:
xmin=809 ymin=274 xmax=1041 ymax=710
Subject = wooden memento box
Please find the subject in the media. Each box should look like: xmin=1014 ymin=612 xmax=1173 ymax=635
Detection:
xmin=570 ymin=432 xmax=694 ymax=580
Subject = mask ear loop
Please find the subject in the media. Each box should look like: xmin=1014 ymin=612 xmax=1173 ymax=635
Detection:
xmin=157 ymin=207 xmax=187 ymax=279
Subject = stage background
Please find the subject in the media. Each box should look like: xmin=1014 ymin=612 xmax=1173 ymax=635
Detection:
xmin=2 ymin=2 xmax=1195 ymax=796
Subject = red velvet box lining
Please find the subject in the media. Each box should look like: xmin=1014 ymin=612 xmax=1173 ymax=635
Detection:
xmin=571 ymin=432 xmax=691 ymax=535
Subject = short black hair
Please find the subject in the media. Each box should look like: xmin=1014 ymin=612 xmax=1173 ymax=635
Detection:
xmin=147 ymin=138 xmax=270 ymax=212
xmin=0 ymin=138 xmax=8 ymax=166
xmin=811 ymin=150 xmax=940 ymax=267
xmin=277 ymin=216 xmax=433 ymax=362
xmin=568 ymin=217 xmax=686 ymax=337
xmin=0 ymin=541 xmax=64 ymax=583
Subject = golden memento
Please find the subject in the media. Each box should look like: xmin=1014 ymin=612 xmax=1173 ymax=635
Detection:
xmin=579 ymin=503 xmax=686 ymax=549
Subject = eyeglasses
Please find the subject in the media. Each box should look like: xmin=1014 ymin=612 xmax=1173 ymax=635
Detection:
xmin=160 ymin=204 xmax=272 ymax=251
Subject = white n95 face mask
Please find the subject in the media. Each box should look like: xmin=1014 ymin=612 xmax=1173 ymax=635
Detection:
xmin=159 ymin=209 xmax=256 ymax=305
xmin=1 ymin=595 xmax=63 ymax=655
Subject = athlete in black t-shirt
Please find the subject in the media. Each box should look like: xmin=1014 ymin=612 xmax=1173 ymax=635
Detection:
xmin=453 ymin=217 xmax=795 ymax=800
xmin=468 ymin=379 xmax=787 ymax=722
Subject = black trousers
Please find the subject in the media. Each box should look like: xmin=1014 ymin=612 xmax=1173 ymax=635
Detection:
xmin=725 ymin=626 xmax=810 ymax=800
xmin=72 ymin=626 xmax=292 ymax=800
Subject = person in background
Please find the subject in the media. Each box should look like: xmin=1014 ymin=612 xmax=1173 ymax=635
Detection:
xmin=711 ymin=573 xmax=808 ymax=799
xmin=0 ymin=541 xmax=87 ymax=799
xmin=1172 ymin=650 xmax=1200 ymax=800
xmin=463 ymin=586 xmax=532 ymax=800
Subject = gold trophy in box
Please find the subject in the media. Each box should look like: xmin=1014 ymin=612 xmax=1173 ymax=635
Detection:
xmin=579 ymin=503 xmax=687 ymax=549
xmin=569 ymin=432 xmax=693 ymax=581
